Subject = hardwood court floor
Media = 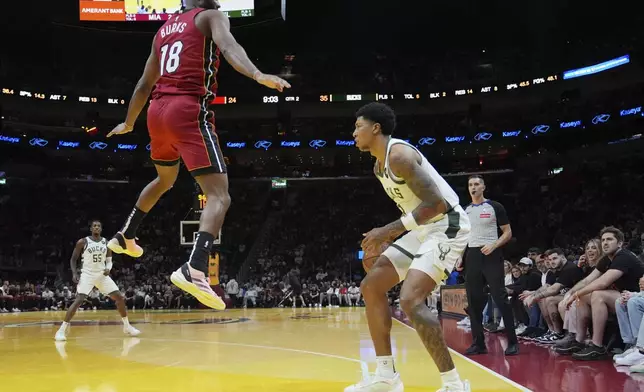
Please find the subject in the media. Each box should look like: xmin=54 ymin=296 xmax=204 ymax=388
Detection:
xmin=0 ymin=308 xmax=526 ymax=392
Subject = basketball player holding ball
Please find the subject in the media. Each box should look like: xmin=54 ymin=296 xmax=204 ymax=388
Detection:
xmin=347 ymin=103 xmax=471 ymax=392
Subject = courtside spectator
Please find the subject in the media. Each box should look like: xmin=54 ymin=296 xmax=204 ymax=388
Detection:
xmin=521 ymin=248 xmax=583 ymax=343
xmin=559 ymin=227 xmax=644 ymax=360
xmin=614 ymin=276 xmax=644 ymax=367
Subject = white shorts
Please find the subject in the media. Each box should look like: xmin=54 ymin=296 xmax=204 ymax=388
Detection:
xmin=77 ymin=272 xmax=119 ymax=296
xmin=382 ymin=207 xmax=470 ymax=284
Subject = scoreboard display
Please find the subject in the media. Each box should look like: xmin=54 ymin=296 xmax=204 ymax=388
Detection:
xmin=79 ymin=0 xmax=254 ymax=22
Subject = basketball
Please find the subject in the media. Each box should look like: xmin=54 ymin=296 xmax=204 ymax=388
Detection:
xmin=362 ymin=242 xmax=390 ymax=272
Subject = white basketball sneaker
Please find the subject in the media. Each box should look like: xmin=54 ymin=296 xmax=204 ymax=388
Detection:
xmin=124 ymin=325 xmax=141 ymax=337
xmin=54 ymin=324 xmax=68 ymax=341
xmin=436 ymin=380 xmax=471 ymax=392
xmin=344 ymin=372 xmax=404 ymax=392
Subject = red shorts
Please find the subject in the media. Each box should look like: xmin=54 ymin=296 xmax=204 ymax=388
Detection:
xmin=147 ymin=95 xmax=226 ymax=176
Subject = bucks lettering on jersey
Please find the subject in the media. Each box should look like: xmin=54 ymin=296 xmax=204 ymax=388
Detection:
xmin=375 ymin=138 xmax=461 ymax=223
xmin=81 ymin=237 xmax=108 ymax=274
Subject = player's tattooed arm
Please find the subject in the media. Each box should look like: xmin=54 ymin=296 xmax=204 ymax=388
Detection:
xmin=388 ymin=146 xmax=448 ymax=227
xmin=362 ymin=146 xmax=447 ymax=250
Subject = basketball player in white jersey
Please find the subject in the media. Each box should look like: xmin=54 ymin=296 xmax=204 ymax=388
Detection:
xmin=55 ymin=220 xmax=141 ymax=341
xmin=345 ymin=103 xmax=471 ymax=392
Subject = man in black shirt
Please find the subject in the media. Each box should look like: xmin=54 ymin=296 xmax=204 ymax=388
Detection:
xmin=521 ymin=248 xmax=583 ymax=343
xmin=559 ymin=226 xmax=644 ymax=360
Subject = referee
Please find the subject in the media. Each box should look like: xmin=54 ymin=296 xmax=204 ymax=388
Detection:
xmin=463 ymin=175 xmax=519 ymax=356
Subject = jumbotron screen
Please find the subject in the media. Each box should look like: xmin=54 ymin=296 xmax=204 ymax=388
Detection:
xmin=80 ymin=0 xmax=254 ymax=22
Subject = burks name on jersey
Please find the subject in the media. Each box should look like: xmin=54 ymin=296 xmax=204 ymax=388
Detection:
xmin=160 ymin=21 xmax=187 ymax=38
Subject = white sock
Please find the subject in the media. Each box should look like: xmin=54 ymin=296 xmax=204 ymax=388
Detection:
xmin=122 ymin=317 xmax=130 ymax=327
xmin=441 ymin=368 xmax=462 ymax=388
xmin=375 ymin=355 xmax=395 ymax=378
xmin=60 ymin=321 xmax=69 ymax=329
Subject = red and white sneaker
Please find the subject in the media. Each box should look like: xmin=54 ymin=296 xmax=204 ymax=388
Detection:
xmin=108 ymin=232 xmax=144 ymax=258
xmin=170 ymin=263 xmax=226 ymax=310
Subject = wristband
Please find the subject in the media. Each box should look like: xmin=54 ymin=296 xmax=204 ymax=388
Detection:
xmin=401 ymin=214 xmax=419 ymax=231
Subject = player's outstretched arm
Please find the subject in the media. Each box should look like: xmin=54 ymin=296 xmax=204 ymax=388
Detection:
xmin=108 ymin=41 xmax=161 ymax=137
xmin=70 ymin=239 xmax=86 ymax=283
xmin=203 ymin=10 xmax=290 ymax=91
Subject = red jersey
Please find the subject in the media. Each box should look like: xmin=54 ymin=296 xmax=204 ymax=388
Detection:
xmin=152 ymin=8 xmax=221 ymax=100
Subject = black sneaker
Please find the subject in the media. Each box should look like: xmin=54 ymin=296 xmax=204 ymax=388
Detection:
xmin=518 ymin=326 xmax=538 ymax=339
xmin=484 ymin=323 xmax=499 ymax=332
xmin=534 ymin=330 xmax=554 ymax=343
xmin=554 ymin=339 xmax=585 ymax=355
xmin=465 ymin=344 xmax=488 ymax=355
xmin=505 ymin=342 xmax=519 ymax=356
xmin=572 ymin=344 xmax=608 ymax=361
xmin=536 ymin=331 xmax=565 ymax=345
xmin=526 ymin=328 xmax=548 ymax=341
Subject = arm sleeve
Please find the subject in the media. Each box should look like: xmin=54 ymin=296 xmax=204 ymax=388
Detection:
xmin=490 ymin=200 xmax=510 ymax=226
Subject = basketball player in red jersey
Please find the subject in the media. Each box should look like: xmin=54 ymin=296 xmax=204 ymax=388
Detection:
xmin=106 ymin=0 xmax=290 ymax=310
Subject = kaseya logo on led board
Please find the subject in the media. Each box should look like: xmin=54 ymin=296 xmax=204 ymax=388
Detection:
xmin=445 ymin=136 xmax=465 ymax=143
xmin=226 ymin=142 xmax=246 ymax=149
xmin=335 ymin=140 xmax=355 ymax=146
xmin=0 ymin=135 xmax=20 ymax=144
xmin=620 ymin=106 xmax=642 ymax=117
xmin=280 ymin=141 xmax=301 ymax=148
xmin=117 ymin=144 xmax=137 ymax=150
xmin=502 ymin=131 xmax=521 ymax=138
xmin=58 ymin=140 xmax=79 ymax=148
xmin=560 ymin=120 xmax=582 ymax=129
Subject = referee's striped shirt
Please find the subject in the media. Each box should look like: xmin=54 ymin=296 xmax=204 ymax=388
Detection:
xmin=464 ymin=200 xmax=509 ymax=248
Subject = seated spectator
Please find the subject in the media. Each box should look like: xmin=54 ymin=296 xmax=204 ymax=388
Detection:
xmin=614 ymin=276 xmax=644 ymax=367
xmin=507 ymin=257 xmax=542 ymax=336
xmin=0 ymin=280 xmax=15 ymax=312
xmin=308 ymin=283 xmax=320 ymax=307
xmin=41 ymin=287 xmax=55 ymax=310
xmin=339 ymin=283 xmax=348 ymax=306
xmin=347 ymin=282 xmax=361 ymax=306
xmin=243 ymin=283 xmax=258 ymax=308
xmin=559 ymin=227 xmax=644 ymax=360
xmin=522 ymin=248 xmax=584 ymax=343
xmin=556 ymin=238 xmax=604 ymax=349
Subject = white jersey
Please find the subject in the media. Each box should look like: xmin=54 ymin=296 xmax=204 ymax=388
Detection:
xmin=375 ymin=138 xmax=467 ymax=235
xmin=81 ymin=237 xmax=108 ymax=274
